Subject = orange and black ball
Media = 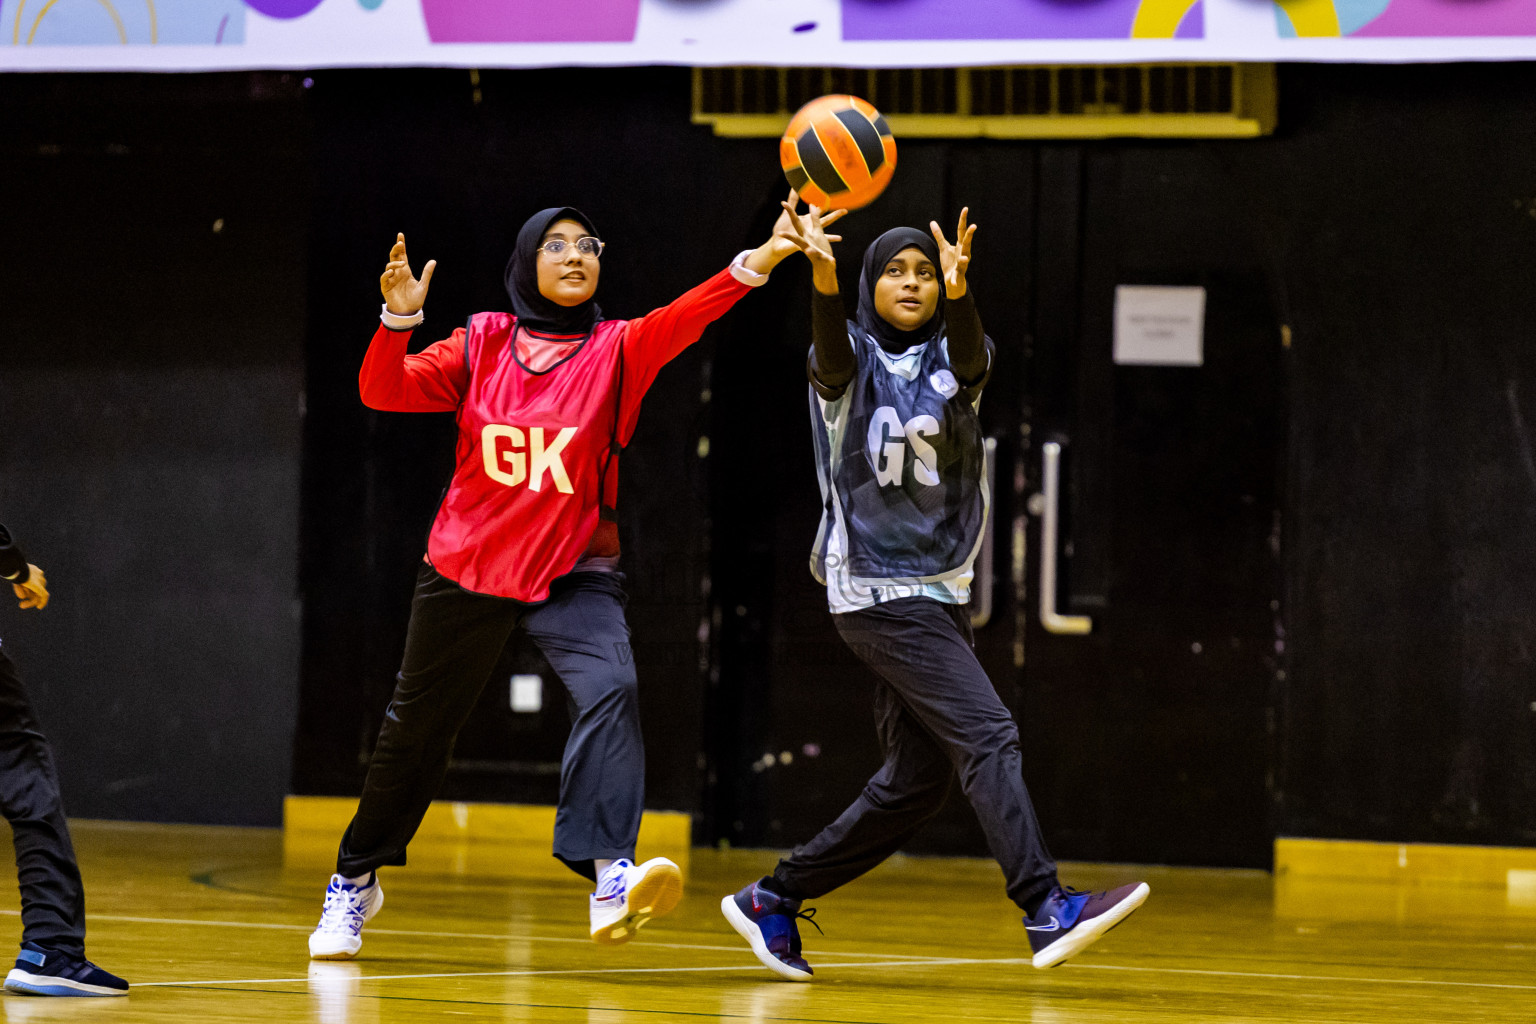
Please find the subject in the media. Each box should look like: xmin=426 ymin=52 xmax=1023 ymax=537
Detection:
xmin=780 ymin=94 xmax=897 ymax=210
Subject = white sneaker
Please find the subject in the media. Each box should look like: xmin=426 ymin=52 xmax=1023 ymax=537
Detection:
xmin=308 ymin=873 xmax=384 ymax=960
xmin=589 ymin=857 xmax=683 ymax=944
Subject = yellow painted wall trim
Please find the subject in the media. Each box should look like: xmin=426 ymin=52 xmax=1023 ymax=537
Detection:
xmin=284 ymin=796 xmax=692 ymax=880
xmin=1276 ymin=837 xmax=1536 ymax=887
xmin=700 ymin=113 xmax=1266 ymax=140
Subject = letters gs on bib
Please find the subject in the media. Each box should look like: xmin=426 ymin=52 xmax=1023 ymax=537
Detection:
xmin=866 ymin=371 xmax=963 ymax=488
xmin=482 ymin=425 xmax=578 ymax=493
xmin=868 ymin=408 xmax=940 ymax=488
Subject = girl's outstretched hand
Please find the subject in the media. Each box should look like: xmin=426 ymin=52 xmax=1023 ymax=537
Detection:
xmin=779 ymin=190 xmax=845 ymax=266
xmin=745 ymin=189 xmax=846 ymax=278
xmin=779 ymin=190 xmax=847 ymax=294
xmin=930 ymin=208 xmax=977 ymax=299
xmin=13 ymin=565 xmax=47 ymax=610
xmin=380 ymin=233 xmax=437 ymax=315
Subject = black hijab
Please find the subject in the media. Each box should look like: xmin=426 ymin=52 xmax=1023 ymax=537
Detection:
xmin=504 ymin=206 xmax=603 ymax=335
xmin=855 ymin=226 xmax=945 ymax=353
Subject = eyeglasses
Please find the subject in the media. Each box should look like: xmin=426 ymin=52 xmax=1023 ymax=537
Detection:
xmin=539 ymin=236 xmax=604 ymax=260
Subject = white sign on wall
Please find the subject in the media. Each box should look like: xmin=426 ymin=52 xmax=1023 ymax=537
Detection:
xmin=1114 ymin=285 xmax=1207 ymax=367
xmin=1 ymin=0 xmax=1535 ymax=72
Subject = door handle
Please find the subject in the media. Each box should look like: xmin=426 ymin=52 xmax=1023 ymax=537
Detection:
xmin=970 ymin=437 xmax=998 ymax=629
xmin=1038 ymin=441 xmax=1092 ymax=635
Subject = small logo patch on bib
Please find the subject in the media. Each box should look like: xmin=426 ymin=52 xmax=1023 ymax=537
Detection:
xmin=929 ymin=369 xmax=960 ymax=399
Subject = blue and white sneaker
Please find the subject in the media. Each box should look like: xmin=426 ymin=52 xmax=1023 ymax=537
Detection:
xmin=1024 ymin=882 xmax=1150 ymax=968
xmin=3 ymin=942 xmax=128 ymax=996
xmin=589 ymin=857 xmax=683 ymax=944
xmin=308 ymin=872 xmax=384 ymax=960
xmin=720 ymin=879 xmax=818 ymax=982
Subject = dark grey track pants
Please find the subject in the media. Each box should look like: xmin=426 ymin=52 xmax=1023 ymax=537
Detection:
xmin=0 ymin=645 xmax=86 ymax=956
xmin=774 ymin=596 xmax=1060 ymax=911
xmin=337 ymin=566 xmax=642 ymax=883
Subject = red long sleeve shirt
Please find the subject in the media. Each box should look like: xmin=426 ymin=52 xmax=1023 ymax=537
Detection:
xmin=358 ymin=266 xmax=751 ymax=602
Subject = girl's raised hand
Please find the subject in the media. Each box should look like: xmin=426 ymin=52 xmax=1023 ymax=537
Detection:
xmin=13 ymin=565 xmax=47 ymax=610
xmin=930 ymin=208 xmax=977 ymax=299
xmin=778 ymin=189 xmax=847 ymax=271
xmin=380 ymin=233 xmax=437 ymax=315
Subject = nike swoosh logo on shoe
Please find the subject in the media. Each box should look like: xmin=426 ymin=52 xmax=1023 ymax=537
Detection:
xmin=1025 ymin=916 xmax=1062 ymax=932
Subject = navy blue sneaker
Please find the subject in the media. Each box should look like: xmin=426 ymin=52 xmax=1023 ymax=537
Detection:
xmin=1024 ymin=882 xmax=1150 ymax=968
xmin=720 ymin=879 xmax=818 ymax=981
xmin=4 ymin=942 xmax=128 ymax=996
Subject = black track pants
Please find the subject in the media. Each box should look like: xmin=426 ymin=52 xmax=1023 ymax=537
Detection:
xmin=336 ymin=566 xmax=642 ymax=883
xmin=0 ymin=645 xmax=86 ymax=956
xmin=774 ymin=597 xmax=1059 ymax=911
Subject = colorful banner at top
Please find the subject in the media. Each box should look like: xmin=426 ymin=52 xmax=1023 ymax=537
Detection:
xmin=2 ymin=0 xmax=1534 ymax=70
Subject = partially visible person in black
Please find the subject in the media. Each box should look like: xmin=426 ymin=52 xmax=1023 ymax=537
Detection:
xmin=0 ymin=524 xmax=127 ymax=997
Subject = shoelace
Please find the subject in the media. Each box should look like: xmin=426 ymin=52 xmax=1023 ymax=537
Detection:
xmin=594 ymin=863 xmax=630 ymax=901
xmin=1056 ymin=886 xmax=1096 ymax=907
xmin=781 ymin=905 xmax=823 ymax=961
xmin=317 ymin=884 xmax=370 ymax=933
xmin=1032 ymin=886 xmax=1092 ymax=927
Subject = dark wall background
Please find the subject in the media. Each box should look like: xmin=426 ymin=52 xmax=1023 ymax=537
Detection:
xmin=4 ymin=64 xmax=1535 ymax=853
xmin=0 ymin=75 xmax=308 ymax=825
xmin=1267 ymin=67 xmax=1536 ymax=845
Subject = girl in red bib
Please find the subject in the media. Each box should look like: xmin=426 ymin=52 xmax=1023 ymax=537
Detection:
xmin=308 ymin=199 xmax=831 ymax=961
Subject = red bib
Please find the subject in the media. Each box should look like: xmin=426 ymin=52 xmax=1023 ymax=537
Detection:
xmin=426 ymin=312 xmax=623 ymax=602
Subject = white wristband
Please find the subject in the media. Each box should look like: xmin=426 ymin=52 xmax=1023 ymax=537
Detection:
xmin=729 ymin=250 xmax=770 ymax=288
xmin=381 ymin=302 xmax=425 ymax=330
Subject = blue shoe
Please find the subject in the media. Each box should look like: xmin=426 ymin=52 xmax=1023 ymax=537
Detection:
xmin=720 ymin=879 xmax=817 ymax=981
xmin=1024 ymin=882 xmax=1150 ymax=968
xmin=4 ymin=942 xmax=128 ymax=996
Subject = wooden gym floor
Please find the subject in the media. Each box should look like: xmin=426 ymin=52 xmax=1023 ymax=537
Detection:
xmin=0 ymin=821 xmax=1530 ymax=1023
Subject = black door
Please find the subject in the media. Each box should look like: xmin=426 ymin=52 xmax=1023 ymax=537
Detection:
xmin=1019 ymin=145 xmax=1285 ymax=868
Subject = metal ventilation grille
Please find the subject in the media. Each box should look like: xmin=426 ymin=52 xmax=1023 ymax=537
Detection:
xmin=694 ymin=65 xmax=1275 ymax=139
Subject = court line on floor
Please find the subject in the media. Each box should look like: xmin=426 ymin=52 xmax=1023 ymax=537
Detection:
xmin=130 ymin=956 xmax=1536 ymax=993
xmin=0 ymin=909 xmax=955 ymax=962
xmin=1073 ymin=962 xmax=1536 ymax=993
xmin=137 ymin=957 xmax=996 ymax=987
